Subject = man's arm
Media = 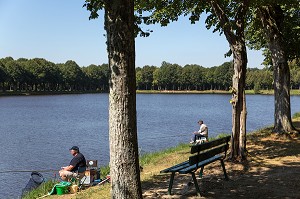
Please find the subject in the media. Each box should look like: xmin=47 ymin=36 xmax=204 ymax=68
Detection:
xmin=193 ymin=131 xmax=203 ymax=135
xmin=61 ymin=165 xmax=74 ymax=171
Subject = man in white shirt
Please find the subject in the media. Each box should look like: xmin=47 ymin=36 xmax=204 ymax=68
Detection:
xmin=191 ymin=120 xmax=208 ymax=143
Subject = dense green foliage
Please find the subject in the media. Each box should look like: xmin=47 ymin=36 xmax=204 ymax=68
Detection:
xmin=0 ymin=57 xmax=109 ymax=92
xmin=1 ymin=57 xmax=299 ymax=92
xmin=246 ymin=0 xmax=300 ymax=67
xmin=137 ymin=61 xmax=234 ymax=90
xmin=137 ymin=62 xmax=298 ymax=91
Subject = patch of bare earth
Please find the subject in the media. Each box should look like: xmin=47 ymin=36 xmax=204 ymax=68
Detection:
xmin=142 ymin=133 xmax=300 ymax=199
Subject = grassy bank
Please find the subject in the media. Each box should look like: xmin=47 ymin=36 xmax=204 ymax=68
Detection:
xmin=22 ymin=180 xmax=57 ymax=199
xmin=27 ymin=116 xmax=300 ymax=199
xmin=137 ymin=89 xmax=300 ymax=95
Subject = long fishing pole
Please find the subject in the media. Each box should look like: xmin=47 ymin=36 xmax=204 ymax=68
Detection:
xmin=0 ymin=169 xmax=60 ymax=174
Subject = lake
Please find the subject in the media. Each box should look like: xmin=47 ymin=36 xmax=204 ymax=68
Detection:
xmin=0 ymin=93 xmax=299 ymax=198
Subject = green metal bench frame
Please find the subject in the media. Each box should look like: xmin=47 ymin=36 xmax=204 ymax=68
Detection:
xmin=160 ymin=136 xmax=231 ymax=196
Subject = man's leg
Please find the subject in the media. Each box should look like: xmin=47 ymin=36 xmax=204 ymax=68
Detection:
xmin=59 ymin=170 xmax=74 ymax=181
xmin=194 ymin=134 xmax=203 ymax=142
xmin=193 ymin=135 xmax=197 ymax=142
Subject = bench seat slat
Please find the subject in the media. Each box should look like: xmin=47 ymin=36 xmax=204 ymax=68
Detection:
xmin=168 ymin=162 xmax=191 ymax=172
xmin=160 ymin=160 xmax=189 ymax=173
xmin=178 ymin=154 xmax=223 ymax=174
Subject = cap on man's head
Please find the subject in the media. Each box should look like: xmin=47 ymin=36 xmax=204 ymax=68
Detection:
xmin=70 ymin=146 xmax=79 ymax=151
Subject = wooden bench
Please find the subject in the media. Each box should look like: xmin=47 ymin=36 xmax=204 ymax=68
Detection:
xmin=160 ymin=136 xmax=231 ymax=196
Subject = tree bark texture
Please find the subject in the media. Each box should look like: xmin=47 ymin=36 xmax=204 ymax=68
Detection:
xmin=105 ymin=1 xmax=143 ymax=198
xmin=230 ymin=40 xmax=247 ymax=160
xmin=210 ymin=0 xmax=248 ymax=160
xmin=258 ymin=5 xmax=295 ymax=133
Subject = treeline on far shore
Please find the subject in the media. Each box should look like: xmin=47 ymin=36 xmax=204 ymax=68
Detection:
xmin=0 ymin=57 xmax=300 ymax=93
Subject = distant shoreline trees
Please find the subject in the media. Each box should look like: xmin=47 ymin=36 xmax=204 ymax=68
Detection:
xmin=0 ymin=57 xmax=109 ymax=92
xmin=1 ymin=57 xmax=299 ymax=92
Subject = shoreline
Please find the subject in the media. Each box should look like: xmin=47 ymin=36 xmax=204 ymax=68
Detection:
xmin=1 ymin=89 xmax=300 ymax=97
xmin=137 ymin=89 xmax=300 ymax=95
xmin=0 ymin=90 xmax=105 ymax=97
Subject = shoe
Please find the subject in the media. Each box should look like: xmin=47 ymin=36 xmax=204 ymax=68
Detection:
xmin=189 ymin=140 xmax=195 ymax=144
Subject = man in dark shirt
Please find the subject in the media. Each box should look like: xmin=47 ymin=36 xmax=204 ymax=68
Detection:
xmin=59 ymin=146 xmax=86 ymax=181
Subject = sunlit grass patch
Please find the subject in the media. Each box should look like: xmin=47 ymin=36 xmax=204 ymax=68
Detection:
xmin=22 ymin=180 xmax=57 ymax=199
xmin=140 ymin=143 xmax=190 ymax=166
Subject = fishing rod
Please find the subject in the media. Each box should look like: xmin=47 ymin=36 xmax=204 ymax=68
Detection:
xmin=0 ymin=169 xmax=60 ymax=174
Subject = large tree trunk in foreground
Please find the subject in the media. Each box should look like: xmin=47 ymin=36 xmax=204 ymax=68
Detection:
xmin=105 ymin=1 xmax=143 ymax=198
xmin=259 ymin=5 xmax=296 ymax=133
xmin=210 ymin=0 xmax=248 ymax=161
xmin=231 ymin=42 xmax=247 ymax=160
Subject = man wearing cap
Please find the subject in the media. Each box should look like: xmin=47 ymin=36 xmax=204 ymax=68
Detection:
xmin=191 ymin=120 xmax=208 ymax=143
xmin=59 ymin=146 xmax=86 ymax=181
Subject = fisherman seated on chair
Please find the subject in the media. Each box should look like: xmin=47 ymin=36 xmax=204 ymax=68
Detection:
xmin=59 ymin=146 xmax=86 ymax=181
xmin=190 ymin=120 xmax=208 ymax=144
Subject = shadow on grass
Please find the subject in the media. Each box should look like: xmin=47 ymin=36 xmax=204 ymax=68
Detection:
xmin=141 ymin=134 xmax=300 ymax=199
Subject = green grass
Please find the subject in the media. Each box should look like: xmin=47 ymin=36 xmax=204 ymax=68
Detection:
xmin=246 ymin=89 xmax=300 ymax=95
xmin=137 ymin=89 xmax=300 ymax=95
xmin=209 ymin=133 xmax=231 ymax=140
xmin=22 ymin=180 xmax=58 ymax=199
xmin=139 ymin=143 xmax=190 ymax=166
xmin=290 ymin=90 xmax=300 ymax=95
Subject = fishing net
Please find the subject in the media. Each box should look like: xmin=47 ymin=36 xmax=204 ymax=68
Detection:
xmin=21 ymin=172 xmax=44 ymax=196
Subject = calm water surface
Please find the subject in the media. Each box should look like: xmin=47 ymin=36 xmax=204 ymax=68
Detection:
xmin=0 ymin=93 xmax=299 ymax=198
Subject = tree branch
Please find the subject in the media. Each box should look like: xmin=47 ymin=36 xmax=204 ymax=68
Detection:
xmin=209 ymin=0 xmax=235 ymax=43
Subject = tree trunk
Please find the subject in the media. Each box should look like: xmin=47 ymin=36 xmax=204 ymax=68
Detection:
xmin=230 ymin=42 xmax=247 ymax=160
xmin=258 ymin=5 xmax=295 ymax=133
xmin=105 ymin=1 xmax=143 ymax=198
xmin=210 ymin=0 xmax=248 ymax=161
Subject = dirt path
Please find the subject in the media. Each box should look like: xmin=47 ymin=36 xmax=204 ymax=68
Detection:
xmin=142 ymin=133 xmax=300 ymax=199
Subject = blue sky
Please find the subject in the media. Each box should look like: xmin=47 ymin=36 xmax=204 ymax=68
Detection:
xmin=0 ymin=0 xmax=264 ymax=68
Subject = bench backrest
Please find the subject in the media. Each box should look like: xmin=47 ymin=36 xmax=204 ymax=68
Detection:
xmin=189 ymin=135 xmax=231 ymax=165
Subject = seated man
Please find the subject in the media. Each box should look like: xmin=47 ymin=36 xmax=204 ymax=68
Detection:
xmin=191 ymin=120 xmax=208 ymax=143
xmin=59 ymin=146 xmax=86 ymax=181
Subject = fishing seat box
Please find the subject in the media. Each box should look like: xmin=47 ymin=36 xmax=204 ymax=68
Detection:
xmin=82 ymin=160 xmax=98 ymax=185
